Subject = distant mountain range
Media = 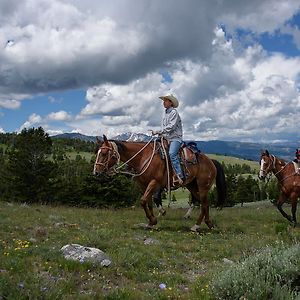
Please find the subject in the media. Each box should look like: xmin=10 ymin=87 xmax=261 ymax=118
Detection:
xmin=52 ymin=132 xmax=298 ymax=161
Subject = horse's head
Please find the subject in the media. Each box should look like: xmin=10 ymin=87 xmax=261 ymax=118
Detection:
xmin=93 ymin=135 xmax=120 ymax=177
xmin=259 ymin=149 xmax=273 ymax=180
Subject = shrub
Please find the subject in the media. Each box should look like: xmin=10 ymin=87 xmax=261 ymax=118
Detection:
xmin=210 ymin=243 xmax=300 ymax=300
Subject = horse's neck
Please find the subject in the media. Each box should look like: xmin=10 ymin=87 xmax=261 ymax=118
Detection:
xmin=118 ymin=143 xmax=146 ymax=168
xmin=273 ymin=158 xmax=289 ymax=180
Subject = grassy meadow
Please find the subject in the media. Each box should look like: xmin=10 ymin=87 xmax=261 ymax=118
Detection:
xmin=0 ymin=199 xmax=299 ymax=299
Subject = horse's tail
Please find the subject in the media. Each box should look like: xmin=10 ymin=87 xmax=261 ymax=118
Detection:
xmin=212 ymin=159 xmax=227 ymax=207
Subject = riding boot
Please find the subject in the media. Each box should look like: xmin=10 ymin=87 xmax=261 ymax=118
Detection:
xmin=172 ymin=174 xmax=184 ymax=187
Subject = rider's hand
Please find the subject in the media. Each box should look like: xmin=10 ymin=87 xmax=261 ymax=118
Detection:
xmin=151 ymin=130 xmax=162 ymax=136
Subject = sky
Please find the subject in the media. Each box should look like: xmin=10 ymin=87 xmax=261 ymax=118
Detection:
xmin=1 ymin=0 xmax=300 ymax=143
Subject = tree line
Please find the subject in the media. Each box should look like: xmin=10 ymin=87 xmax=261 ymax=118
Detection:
xmin=0 ymin=127 xmax=139 ymax=207
xmin=0 ymin=127 xmax=279 ymax=207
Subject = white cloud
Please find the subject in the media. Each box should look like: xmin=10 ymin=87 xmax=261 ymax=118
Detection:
xmin=47 ymin=129 xmax=64 ymax=136
xmin=70 ymin=27 xmax=300 ymax=143
xmin=220 ymin=0 xmax=300 ymax=33
xmin=281 ymin=23 xmax=300 ymax=50
xmin=0 ymin=127 xmax=5 ymax=133
xmin=1 ymin=0 xmax=300 ymax=142
xmin=19 ymin=113 xmax=42 ymax=131
xmin=47 ymin=110 xmax=72 ymax=121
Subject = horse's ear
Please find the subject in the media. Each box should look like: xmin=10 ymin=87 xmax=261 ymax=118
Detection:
xmin=103 ymin=135 xmax=108 ymax=142
xmin=265 ymin=150 xmax=269 ymax=156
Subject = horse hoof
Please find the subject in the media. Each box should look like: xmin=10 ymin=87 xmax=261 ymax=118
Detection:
xmin=205 ymin=222 xmax=214 ymax=229
xmin=190 ymin=224 xmax=201 ymax=232
xmin=146 ymin=224 xmax=154 ymax=229
xmin=150 ymin=218 xmax=157 ymax=226
xmin=158 ymin=208 xmax=166 ymax=217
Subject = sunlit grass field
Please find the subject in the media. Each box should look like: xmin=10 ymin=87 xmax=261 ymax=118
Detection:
xmin=0 ymin=200 xmax=299 ymax=299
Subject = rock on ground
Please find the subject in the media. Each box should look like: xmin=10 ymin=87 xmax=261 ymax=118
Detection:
xmin=61 ymin=244 xmax=111 ymax=266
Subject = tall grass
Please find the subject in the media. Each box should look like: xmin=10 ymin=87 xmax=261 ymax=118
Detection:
xmin=0 ymin=200 xmax=299 ymax=299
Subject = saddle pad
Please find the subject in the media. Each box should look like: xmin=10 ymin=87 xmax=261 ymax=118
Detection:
xmin=292 ymin=161 xmax=300 ymax=174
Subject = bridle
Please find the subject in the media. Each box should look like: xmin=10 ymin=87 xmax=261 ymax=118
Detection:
xmin=94 ymin=137 xmax=156 ymax=177
xmin=94 ymin=142 xmax=120 ymax=175
xmin=260 ymin=153 xmax=290 ymax=183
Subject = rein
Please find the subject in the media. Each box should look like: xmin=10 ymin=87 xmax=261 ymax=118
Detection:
xmin=97 ymin=137 xmax=156 ymax=177
xmin=266 ymin=155 xmax=294 ymax=183
xmin=160 ymin=136 xmax=172 ymax=206
xmin=95 ymin=136 xmax=173 ymax=206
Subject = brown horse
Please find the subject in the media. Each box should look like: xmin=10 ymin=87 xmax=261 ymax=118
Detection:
xmin=93 ymin=135 xmax=226 ymax=231
xmin=259 ymin=150 xmax=300 ymax=226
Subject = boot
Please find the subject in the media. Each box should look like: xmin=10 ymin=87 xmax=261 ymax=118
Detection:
xmin=172 ymin=174 xmax=183 ymax=187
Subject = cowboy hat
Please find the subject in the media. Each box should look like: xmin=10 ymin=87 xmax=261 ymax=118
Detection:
xmin=159 ymin=94 xmax=179 ymax=108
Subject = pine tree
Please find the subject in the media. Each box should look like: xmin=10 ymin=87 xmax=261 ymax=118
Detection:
xmin=6 ymin=127 xmax=55 ymax=203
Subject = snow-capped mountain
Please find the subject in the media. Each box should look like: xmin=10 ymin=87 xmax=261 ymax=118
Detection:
xmin=112 ymin=132 xmax=152 ymax=142
xmin=51 ymin=132 xmax=298 ymax=161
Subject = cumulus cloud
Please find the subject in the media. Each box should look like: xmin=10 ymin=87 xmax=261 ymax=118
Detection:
xmin=47 ymin=110 xmax=72 ymax=121
xmin=71 ymin=27 xmax=300 ymax=142
xmin=1 ymin=0 xmax=300 ymax=142
xmin=19 ymin=113 xmax=42 ymax=131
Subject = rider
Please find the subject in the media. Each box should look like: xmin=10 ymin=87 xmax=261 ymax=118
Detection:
xmin=294 ymin=149 xmax=300 ymax=163
xmin=153 ymin=94 xmax=184 ymax=185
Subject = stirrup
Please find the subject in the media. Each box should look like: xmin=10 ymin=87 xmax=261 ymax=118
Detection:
xmin=172 ymin=175 xmax=183 ymax=187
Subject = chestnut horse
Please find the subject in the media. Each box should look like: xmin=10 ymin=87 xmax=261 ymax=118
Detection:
xmin=94 ymin=135 xmax=226 ymax=231
xmin=259 ymin=150 xmax=300 ymax=226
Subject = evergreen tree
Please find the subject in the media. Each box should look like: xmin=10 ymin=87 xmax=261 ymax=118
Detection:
xmin=5 ymin=127 xmax=55 ymax=202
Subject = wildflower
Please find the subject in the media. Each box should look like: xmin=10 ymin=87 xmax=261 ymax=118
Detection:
xmin=18 ymin=282 xmax=24 ymax=289
xmin=159 ymin=283 xmax=166 ymax=290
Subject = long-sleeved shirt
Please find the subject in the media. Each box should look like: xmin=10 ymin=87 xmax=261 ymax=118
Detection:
xmin=161 ymin=107 xmax=183 ymax=141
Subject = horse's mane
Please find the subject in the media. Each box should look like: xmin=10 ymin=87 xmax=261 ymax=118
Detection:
xmin=274 ymin=155 xmax=288 ymax=165
xmin=110 ymin=140 xmax=127 ymax=152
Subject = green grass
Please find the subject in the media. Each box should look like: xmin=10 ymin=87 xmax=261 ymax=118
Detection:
xmin=207 ymin=154 xmax=260 ymax=171
xmin=66 ymin=151 xmax=94 ymax=161
xmin=0 ymin=200 xmax=299 ymax=299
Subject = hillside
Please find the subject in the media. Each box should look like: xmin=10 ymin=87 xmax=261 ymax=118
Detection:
xmin=51 ymin=132 xmax=298 ymax=161
xmin=0 ymin=201 xmax=299 ymax=299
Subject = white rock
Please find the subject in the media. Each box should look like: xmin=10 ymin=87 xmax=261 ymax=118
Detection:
xmin=61 ymin=244 xmax=111 ymax=266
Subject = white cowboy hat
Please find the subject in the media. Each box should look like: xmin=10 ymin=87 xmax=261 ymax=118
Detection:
xmin=159 ymin=94 xmax=179 ymax=108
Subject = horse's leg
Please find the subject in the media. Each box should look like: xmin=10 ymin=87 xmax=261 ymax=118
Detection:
xmin=276 ymin=192 xmax=293 ymax=223
xmin=184 ymin=203 xmax=194 ymax=219
xmin=203 ymin=193 xmax=214 ymax=229
xmin=184 ymin=192 xmax=199 ymax=219
xmin=186 ymin=182 xmax=202 ymax=231
xmin=290 ymin=192 xmax=298 ymax=226
xmin=153 ymin=188 xmax=166 ymax=217
xmin=197 ymin=190 xmax=213 ymax=229
xmin=191 ymin=187 xmax=213 ymax=232
xmin=141 ymin=179 xmax=158 ymax=226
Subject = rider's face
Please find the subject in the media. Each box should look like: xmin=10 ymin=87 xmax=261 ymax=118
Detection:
xmin=163 ymin=99 xmax=172 ymax=109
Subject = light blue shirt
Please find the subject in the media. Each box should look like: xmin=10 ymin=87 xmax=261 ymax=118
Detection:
xmin=161 ymin=107 xmax=183 ymax=141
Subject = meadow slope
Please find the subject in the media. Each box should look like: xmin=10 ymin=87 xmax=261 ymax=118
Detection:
xmin=0 ymin=200 xmax=299 ymax=299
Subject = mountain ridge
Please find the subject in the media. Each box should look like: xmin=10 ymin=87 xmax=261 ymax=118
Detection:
xmin=51 ymin=132 xmax=298 ymax=161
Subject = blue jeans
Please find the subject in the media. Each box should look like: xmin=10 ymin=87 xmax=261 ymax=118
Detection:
xmin=169 ymin=140 xmax=184 ymax=179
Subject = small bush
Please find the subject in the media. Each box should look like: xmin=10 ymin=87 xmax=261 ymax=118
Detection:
xmin=275 ymin=223 xmax=288 ymax=235
xmin=210 ymin=243 xmax=300 ymax=300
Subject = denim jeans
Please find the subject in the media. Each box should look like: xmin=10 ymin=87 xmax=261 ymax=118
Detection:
xmin=169 ymin=140 xmax=184 ymax=179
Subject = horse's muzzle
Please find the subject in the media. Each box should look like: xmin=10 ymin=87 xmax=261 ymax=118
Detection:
xmin=93 ymin=170 xmax=103 ymax=177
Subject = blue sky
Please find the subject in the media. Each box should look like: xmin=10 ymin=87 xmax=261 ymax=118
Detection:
xmin=0 ymin=0 xmax=300 ymax=143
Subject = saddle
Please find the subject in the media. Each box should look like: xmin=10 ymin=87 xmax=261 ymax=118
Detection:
xmin=292 ymin=161 xmax=300 ymax=175
xmin=180 ymin=142 xmax=200 ymax=165
xmin=157 ymin=140 xmax=200 ymax=165
xmin=157 ymin=140 xmax=200 ymax=185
